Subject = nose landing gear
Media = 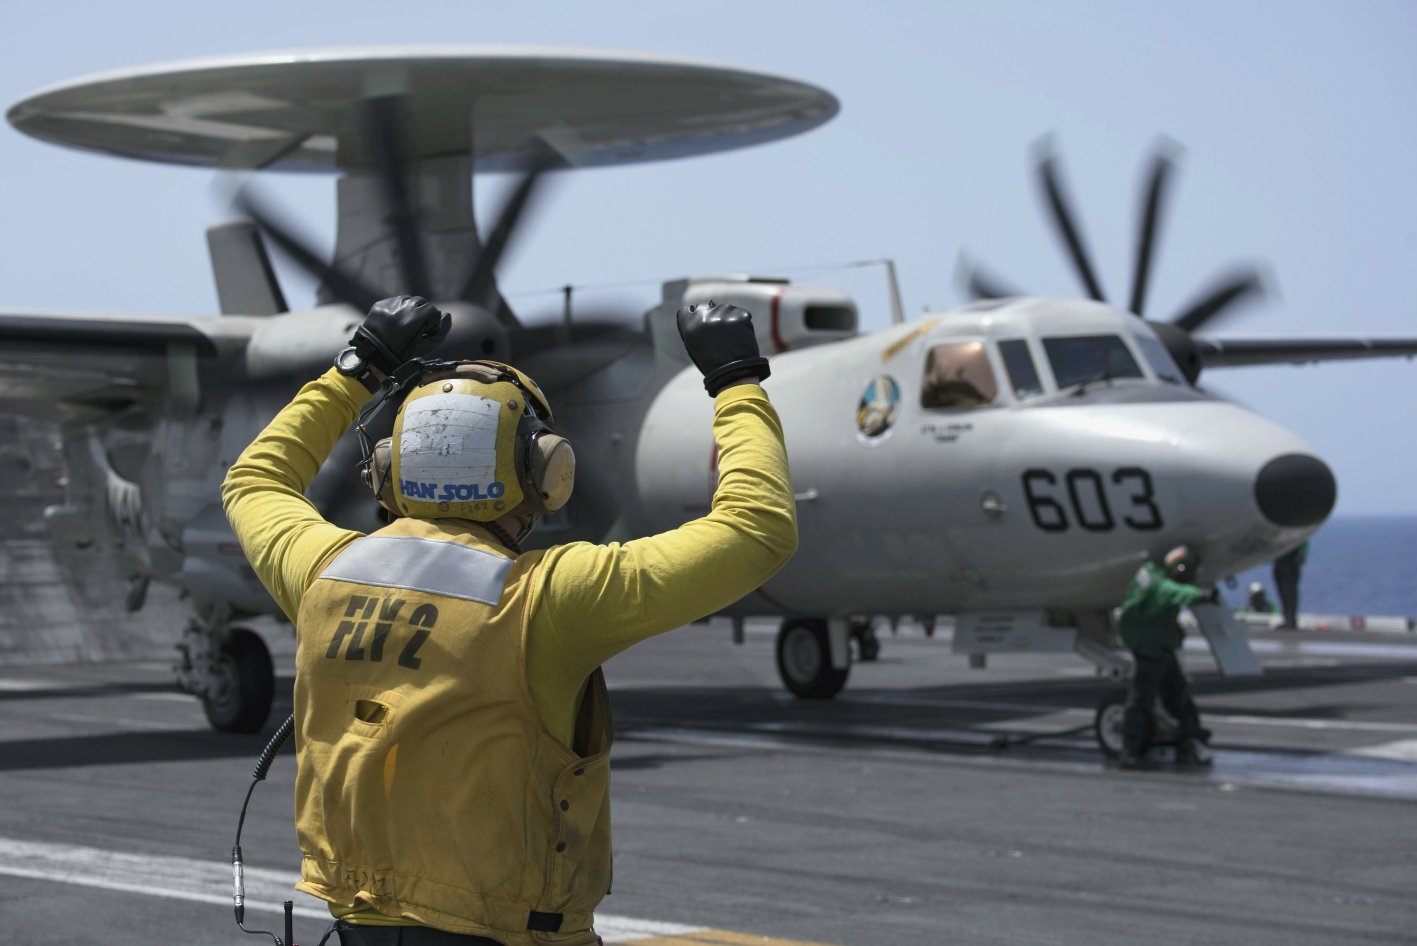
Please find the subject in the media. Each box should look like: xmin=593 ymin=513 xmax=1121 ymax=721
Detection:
xmin=1094 ymin=687 xmax=1178 ymax=759
xmin=987 ymin=688 xmax=1183 ymax=757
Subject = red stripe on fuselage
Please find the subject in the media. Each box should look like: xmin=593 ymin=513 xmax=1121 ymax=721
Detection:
xmin=769 ymin=288 xmax=787 ymax=353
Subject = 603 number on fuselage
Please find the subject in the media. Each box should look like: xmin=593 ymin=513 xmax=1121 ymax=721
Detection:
xmin=1021 ymin=467 xmax=1162 ymax=533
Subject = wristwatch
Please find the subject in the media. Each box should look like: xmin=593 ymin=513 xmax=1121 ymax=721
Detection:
xmin=334 ymin=346 xmax=378 ymax=391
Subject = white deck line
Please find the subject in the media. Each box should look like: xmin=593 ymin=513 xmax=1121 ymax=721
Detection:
xmin=0 ymin=836 xmax=702 ymax=943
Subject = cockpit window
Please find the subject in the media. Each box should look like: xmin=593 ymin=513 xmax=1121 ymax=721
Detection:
xmin=1133 ymin=333 xmax=1186 ymax=385
xmin=997 ymin=338 xmax=1043 ymax=400
xmin=1042 ymin=335 xmax=1143 ymax=390
xmin=921 ymin=341 xmax=998 ymax=409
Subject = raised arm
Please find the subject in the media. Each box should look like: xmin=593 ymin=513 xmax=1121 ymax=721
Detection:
xmin=531 ymin=301 xmax=797 ymax=675
xmin=220 ymin=369 xmax=369 ymax=621
xmin=221 ymin=295 xmax=451 ymax=620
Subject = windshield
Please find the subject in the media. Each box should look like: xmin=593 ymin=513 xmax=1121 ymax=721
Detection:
xmin=1042 ymin=335 xmax=1144 ymax=390
xmin=1133 ymin=333 xmax=1186 ymax=385
xmin=998 ymin=338 xmax=1044 ymax=400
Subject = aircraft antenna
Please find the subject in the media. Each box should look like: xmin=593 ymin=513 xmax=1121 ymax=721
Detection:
xmin=882 ymin=258 xmax=905 ymax=325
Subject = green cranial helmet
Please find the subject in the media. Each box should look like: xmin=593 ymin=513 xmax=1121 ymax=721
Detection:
xmin=1163 ymin=544 xmax=1199 ymax=582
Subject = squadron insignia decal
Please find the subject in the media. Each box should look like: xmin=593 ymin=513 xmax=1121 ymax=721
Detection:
xmin=856 ymin=375 xmax=901 ymax=440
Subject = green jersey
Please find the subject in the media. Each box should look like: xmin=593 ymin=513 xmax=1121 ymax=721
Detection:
xmin=1117 ymin=561 xmax=1210 ymax=657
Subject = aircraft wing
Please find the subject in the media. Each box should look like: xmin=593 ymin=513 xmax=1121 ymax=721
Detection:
xmin=0 ymin=308 xmax=253 ymax=422
xmin=1196 ymin=335 xmax=1417 ymax=368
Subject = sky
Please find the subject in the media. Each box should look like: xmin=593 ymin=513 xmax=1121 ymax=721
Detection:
xmin=2 ymin=0 xmax=1414 ymax=515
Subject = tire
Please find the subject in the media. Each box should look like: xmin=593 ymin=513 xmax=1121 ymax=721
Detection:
xmin=1094 ymin=688 xmax=1129 ymax=758
xmin=202 ymin=627 xmax=274 ymax=734
xmin=776 ymin=619 xmax=849 ymax=699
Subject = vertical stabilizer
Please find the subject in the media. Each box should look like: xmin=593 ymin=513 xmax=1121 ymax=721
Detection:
xmin=206 ymin=221 xmax=288 ymax=315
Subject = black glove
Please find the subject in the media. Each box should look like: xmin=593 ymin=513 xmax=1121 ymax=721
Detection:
xmin=675 ymin=300 xmax=771 ymax=397
xmin=351 ymin=295 xmax=451 ymax=375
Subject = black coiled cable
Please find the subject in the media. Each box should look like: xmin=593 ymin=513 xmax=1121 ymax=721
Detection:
xmin=233 ymin=712 xmax=296 ymax=945
xmin=254 ymin=713 xmax=296 ymax=781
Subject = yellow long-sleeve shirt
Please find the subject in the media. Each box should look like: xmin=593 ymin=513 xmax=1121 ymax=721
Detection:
xmin=220 ymin=366 xmax=797 ymax=748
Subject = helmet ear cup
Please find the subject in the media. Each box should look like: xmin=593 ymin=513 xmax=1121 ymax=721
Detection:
xmin=527 ymin=432 xmax=575 ymax=513
xmin=365 ymin=437 xmax=398 ymax=514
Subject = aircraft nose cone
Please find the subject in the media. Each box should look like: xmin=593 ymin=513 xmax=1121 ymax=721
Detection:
xmin=1254 ymin=453 xmax=1336 ymax=527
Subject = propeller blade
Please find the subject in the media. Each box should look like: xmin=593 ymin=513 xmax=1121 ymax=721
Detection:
xmin=955 ymin=253 xmax=1026 ymax=300
xmin=1129 ymin=144 xmax=1179 ymax=316
xmin=458 ymin=144 xmax=563 ymax=313
xmin=358 ymin=95 xmax=432 ymax=299
xmin=1192 ymin=335 xmax=1417 ymax=368
xmin=1170 ymin=267 xmax=1266 ymax=333
xmin=233 ymin=184 xmax=382 ymax=313
xmin=1035 ymin=140 xmax=1108 ymax=302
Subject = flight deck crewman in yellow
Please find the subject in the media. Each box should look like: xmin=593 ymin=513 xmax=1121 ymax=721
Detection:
xmin=221 ymin=295 xmax=796 ymax=946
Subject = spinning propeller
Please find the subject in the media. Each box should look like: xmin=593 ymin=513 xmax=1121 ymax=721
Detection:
xmin=959 ymin=138 xmax=1269 ymax=383
xmin=232 ymin=94 xmax=560 ymax=336
xmin=229 ymin=94 xmax=636 ymax=540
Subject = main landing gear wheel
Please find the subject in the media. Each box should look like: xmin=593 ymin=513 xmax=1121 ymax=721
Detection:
xmin=202 ymin=627 xmax=275 ymax=733
xmin=776 ymin=618 xmax=849 ymax=699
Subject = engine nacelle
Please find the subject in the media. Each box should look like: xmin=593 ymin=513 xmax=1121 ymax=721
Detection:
xmin=645 ymin=275 xmax=858 ymax=364
xmin=243 ymin=301 xmax=511 ymax=383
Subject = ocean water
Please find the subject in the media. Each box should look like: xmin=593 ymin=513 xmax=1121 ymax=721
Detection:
xmin=1227 ymin=516 xmax=1417 ymax=619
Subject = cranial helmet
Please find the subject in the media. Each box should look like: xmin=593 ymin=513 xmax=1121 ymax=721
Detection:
xmin=360 ymin=360 xmax=574 ymax=522
xmin=1162 ymin=544 xmax=1199 ymax=582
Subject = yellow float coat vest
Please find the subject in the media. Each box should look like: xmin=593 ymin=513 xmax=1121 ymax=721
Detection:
xmin=292 ymin=516 xmax=613 ymax=943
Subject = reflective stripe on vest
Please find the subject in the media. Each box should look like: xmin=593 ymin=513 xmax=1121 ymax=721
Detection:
xmin=320 ymin=534 xmax=514 ymax=606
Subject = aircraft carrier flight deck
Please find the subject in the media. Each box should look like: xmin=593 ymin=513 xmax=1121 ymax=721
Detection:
xmin=2 ymin=618 xmax=1414 ymax=946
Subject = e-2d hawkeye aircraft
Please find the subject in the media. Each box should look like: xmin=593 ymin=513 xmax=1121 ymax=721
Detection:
xmin=4 ymin=47 xmax=1416 ymax=734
